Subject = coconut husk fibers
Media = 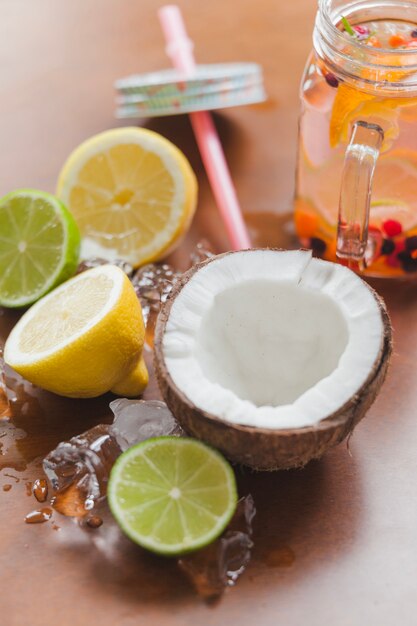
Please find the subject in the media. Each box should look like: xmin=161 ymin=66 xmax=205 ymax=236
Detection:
xmin=154 ymin=251 xmax=393 ymax=471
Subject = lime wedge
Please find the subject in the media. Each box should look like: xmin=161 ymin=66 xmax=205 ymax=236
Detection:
xmin=0 ymin=189 xmax=80 ymax=307
xmin=108 ymin=437 xmax=238 ymax=556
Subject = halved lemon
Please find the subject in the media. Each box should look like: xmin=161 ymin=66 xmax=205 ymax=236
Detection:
xmin=4 ymin=264 xmax=148 ymax=398
xmin=57 ymin=128 xmax=198 ymax=267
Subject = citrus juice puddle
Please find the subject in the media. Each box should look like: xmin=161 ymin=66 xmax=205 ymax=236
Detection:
xmin=296 ymin=9 xmax=417 ymax=276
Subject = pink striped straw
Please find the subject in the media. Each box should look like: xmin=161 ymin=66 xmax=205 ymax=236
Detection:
xmin=158 ymin=5 xmax=251 ymax=250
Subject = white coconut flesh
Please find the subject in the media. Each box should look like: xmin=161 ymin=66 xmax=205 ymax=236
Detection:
xmin=162 ymin=250 xmax=384 ymax=430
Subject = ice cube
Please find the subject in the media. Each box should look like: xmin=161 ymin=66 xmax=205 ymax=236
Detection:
xmin=76 ymin=258 xmax=134 ymax=277
xmin=62 ymin=494 xmax=255 ymax=601
xmin=43 ymin=400 xmax=184 ymax=517
xmin=128 ymin=241 xmax=216 ymax=348
xmin=131 ymin=263 xmax=180 ymax=320
xmin=189 ymin=239 xmax=216 ymax=266
xmin=178 ymin=494 xmax=256 ymax=600
xmin=109 ymin=399 xmax=185 ymax=449
xmin=43 ymin=399 xmax=255 ymax=600
xmin=43 ymin=424 xmax=120 ymax=517
xmin=131 ymin=262 xmax=181 ymax=347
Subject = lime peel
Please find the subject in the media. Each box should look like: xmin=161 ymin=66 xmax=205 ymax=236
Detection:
xmin=0 ymin=189 xmax=80 ymax=308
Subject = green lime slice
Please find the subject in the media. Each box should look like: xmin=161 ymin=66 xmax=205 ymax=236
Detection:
xmin=108 ymin=437 xmax=238 ymax=556
xmin=0 ymin=189 xmax=80 ymax=307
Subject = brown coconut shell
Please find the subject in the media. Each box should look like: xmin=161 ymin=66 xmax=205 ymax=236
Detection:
xmin=154 ymin=251 xmax=393 ymax=471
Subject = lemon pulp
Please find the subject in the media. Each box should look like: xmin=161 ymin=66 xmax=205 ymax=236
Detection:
xmin=4 ymin=265 xmax=148 ymax=398
xmin=57 ymin=127 xmax=198 ymax=267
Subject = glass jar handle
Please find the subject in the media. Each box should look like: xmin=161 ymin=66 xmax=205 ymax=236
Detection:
xmin=336 ymin=121 xmax=384 ymax=263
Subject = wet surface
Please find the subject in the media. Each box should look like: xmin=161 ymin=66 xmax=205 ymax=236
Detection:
xmin=3 ymin=0 xmax=417 ymax=621
xmin=1 ymin=274 xmax=414 ymax=623
xmin=262 ymin=545 xmax=296 ymax=568
xmin=40 ymin=400 xmax=254 ymax=599
xmin=0 ymin=324 xmax=362 ymax=603
xmin=0 ymin=344 xmax=115 ymax=474
xmin=0 ymin=215 xmax=415 ymax=617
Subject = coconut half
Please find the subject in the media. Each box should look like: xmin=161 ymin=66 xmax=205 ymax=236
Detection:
xmin=154 ymin=250 xmax=392 ymax=470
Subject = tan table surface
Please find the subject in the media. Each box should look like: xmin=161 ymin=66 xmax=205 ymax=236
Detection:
xmin=1 ymin=1 xmax=417 ymax=625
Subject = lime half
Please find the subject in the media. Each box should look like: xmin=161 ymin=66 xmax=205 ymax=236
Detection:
xmin=0 ymin=189 xmax=80 ymax=307
xmin=108 ymin=437 xmax=238 ymax=556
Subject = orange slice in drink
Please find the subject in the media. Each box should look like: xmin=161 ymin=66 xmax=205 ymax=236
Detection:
xmin=329 ymin=84 xmax=417 ymax=149
xmin=329 ymin=85 xmax=373 ymax=147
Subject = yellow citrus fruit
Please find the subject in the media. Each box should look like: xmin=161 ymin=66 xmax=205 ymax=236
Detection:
xmin=329 ymin=84 xmax=417 ymax=149
xmin=4 ymin=265 xmax=148 ymax=398
xmin=56 ymin=128 xmax=198 ymax=267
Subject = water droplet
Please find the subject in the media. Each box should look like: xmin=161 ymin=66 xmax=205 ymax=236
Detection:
xmin=33 ymin=478 xmax=48 ymax=502
xmin=24 ymin=507 xmax=52 ymax=524
xmin=84 ymin=498 xmax=94 ymax=511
